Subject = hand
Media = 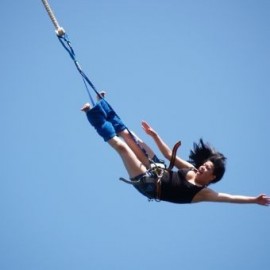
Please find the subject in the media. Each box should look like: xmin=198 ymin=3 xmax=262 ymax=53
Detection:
xmin=141 ymin=121 xmax=157 ymax=137
xmin=255 ymin=194 xmax=270 ymax=206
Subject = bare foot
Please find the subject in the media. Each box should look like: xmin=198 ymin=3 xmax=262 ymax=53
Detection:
xmin=80 ymin=103 xmax=91 ymax=112
xmin=97 ymin=91 xmax=106 ymax=100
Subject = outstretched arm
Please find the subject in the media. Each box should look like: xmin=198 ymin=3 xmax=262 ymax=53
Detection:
xmin=195 ymin=188 xmax=270 ymax=206
xmin=141 ymin=121 xmax=194 ymax=170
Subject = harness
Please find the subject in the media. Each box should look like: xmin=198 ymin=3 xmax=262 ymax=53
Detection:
xmin=120 ymin=141 xmax=181 ymax=201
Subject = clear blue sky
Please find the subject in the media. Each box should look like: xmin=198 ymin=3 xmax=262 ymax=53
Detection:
xmin=1 ymin=0 xmax=269 ymax=269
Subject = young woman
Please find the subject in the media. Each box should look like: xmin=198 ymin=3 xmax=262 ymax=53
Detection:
xmin=81 ymin=97 xmax=270 ymax=206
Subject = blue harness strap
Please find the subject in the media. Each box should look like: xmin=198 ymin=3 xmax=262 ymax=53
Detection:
xmin=57 ymin=34 xmax=102 ymax=106
xmin=41 ymin=0 xmax=151 ymax=160
xmin=57 ymin=34 xmax=150 ymax=160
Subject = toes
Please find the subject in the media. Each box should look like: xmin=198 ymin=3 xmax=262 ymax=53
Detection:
xmin=81 ymin=103 xmax=91 ymax=112
xmin=97 ymin=91 xmax=106 ymax=100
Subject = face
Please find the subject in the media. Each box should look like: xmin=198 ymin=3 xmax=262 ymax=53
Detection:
xmin=195 ymin=160 xmax=216 ymax=185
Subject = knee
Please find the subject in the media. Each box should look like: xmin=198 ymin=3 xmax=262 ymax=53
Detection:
xmin=118 ymin=129 xmax=129 ymax=137
xmin=115 ymin=141 xmax=128 ymax=154
xmin=110 ymin=138 xmax=129 ymax=154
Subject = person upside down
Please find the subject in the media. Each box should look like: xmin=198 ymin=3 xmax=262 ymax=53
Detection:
xmin=81 ymin=94 xmax=270 ymax=206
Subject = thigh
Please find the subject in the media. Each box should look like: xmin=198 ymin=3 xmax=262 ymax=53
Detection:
xmin=119 ymin=130 xmax=153 ymax=168
xmin=108 ymin=136 xmax=148 ymax=178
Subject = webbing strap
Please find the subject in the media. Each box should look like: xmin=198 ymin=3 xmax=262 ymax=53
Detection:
xmin=41 ymin=0 xmax=100 ymax=106
xmin=58 ymin=34 xmax=99 ymax=106
xmin=42 ymin=0 xmax=150 ymax=160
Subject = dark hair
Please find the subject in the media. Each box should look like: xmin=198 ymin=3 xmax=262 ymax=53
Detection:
xmin=188 ymin=139 xmax=226 ymax=184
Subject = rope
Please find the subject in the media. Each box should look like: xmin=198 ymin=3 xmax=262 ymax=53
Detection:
xmin=41 ymin=0 xmax=99 ymax=105
xmin=41 ymin=0 xmax=150 ymax=159
xmin=41 ymin=0 xmax=65 ymax=36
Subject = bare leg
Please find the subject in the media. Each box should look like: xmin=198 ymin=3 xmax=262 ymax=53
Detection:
xmin=108 ymin=136 xmax=147 ymax=178
xmin=81 ymin=96 xmax=154 ymax=173
xmin=129 ymin=130 xmax=155 ymax=158
xmin=118 ymin=129 xmax=156 ymax=169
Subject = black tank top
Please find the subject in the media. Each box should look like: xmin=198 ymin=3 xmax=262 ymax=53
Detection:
xmin=160 ymin=168 xmax=205 ymax=204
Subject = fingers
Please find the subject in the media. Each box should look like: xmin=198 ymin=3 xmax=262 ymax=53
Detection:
xmin=263 ymin=195 xmax=270 ymax=206
xmin=141 ymin=121 xmax=151 ymax=132
xmin=141 ymin=120 xmax=157 ymax=137
xmin=141 ymin=120 xmax=150 ymax=129
xmin=258 ymin=194 xmax=270 ymax=206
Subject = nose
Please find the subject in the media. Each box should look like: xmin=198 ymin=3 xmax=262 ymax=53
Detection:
xmin=199 ymin=166 xmax=205 ymax=173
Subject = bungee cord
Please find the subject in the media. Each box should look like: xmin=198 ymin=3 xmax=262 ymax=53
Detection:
xmin=41 ymin=0 xmax=152 ymax=160
xmin=41 ymin=0 xmax=64 ymax=35
xmin=41 ymin=0 xmax=99 ymax=105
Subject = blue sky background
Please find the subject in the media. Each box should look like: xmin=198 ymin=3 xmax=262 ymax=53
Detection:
xmin=1 ymin=0 xmax=269 ymax=269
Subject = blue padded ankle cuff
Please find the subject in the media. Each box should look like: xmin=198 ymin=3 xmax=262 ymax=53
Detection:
xmin=86 ymin=102 xmax=116 ymax=141
xmin=99 ymin=99 xmax=126 ymax=133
